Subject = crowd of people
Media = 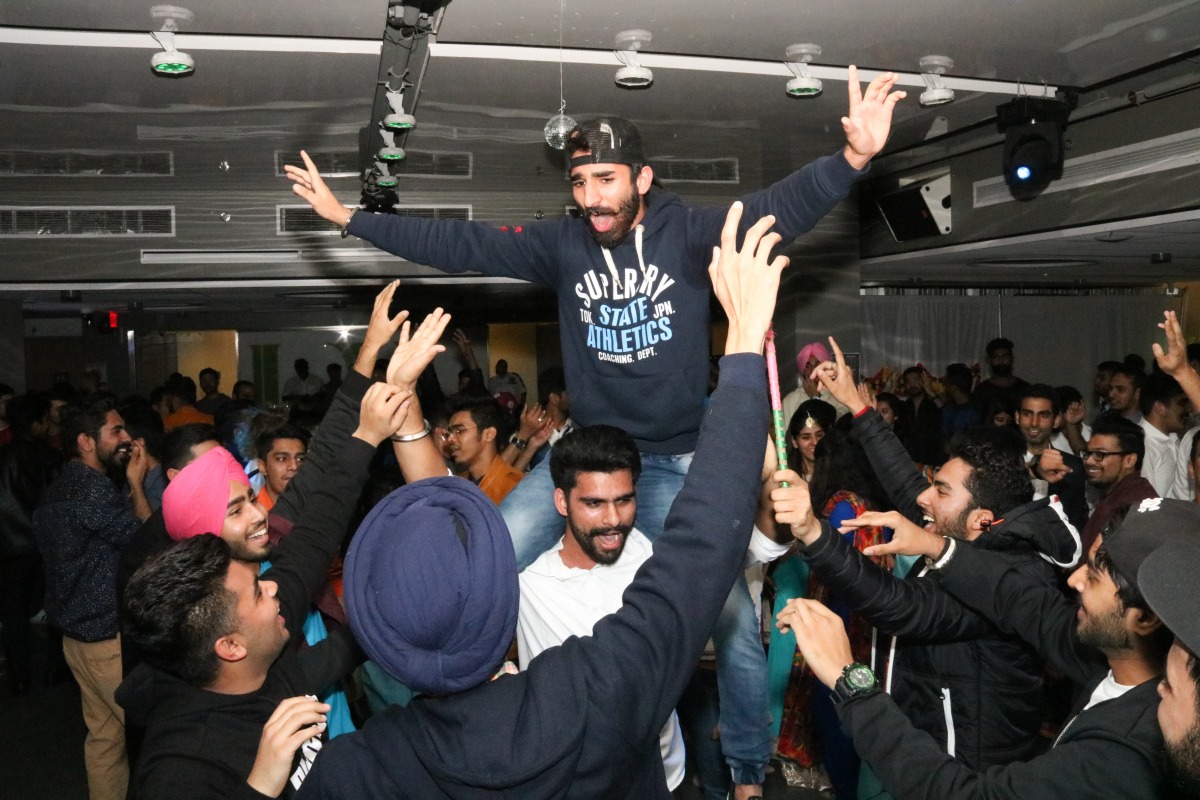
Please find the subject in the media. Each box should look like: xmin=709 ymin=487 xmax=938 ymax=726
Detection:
xmin=1 ymin=65 xmax=1199 ymax=800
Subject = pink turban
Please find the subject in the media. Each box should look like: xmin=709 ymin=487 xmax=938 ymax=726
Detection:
xmin=162 ymin=445 xmax=251 ymax=542
xmin=796 ymin=342 xmax=831 ymax=375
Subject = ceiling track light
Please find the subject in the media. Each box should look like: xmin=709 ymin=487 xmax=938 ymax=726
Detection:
xmin=372 ymin=161 xmax=398 ymax=189
xmin=784 ymin=44 xmax=822 ymax=97
xmin=613 ymin=29 xmax=653 ymax=89
xmin=918 ymin=55 xmax=955 ymax=107
xmin=150 ymin=5 xmax=195 ymax=76
xmin=377 ymin=129 xmax=406 ymax=162
xmin=382 ymin=79 xmax=416 ymax=131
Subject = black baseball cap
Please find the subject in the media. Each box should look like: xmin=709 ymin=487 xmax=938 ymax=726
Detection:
xmin=1104 ymin=497 xmax=1200 ymax=588
xmin=1140 ymin=537 xmax=1200 ymax=654
xmin=567 ymin=117 xmax=646 ymax=169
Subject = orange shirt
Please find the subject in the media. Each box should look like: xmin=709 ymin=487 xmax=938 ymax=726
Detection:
xmin=476 ymin=457 xmax=524 ymax=506
xmin=256 ymin=488 xmax=276 ymax=513
xmin=162 ymin=405 xmax=214 ymax=432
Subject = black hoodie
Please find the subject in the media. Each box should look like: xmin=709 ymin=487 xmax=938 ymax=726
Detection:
xmin=116 ymin=376 xmax=375 ymax=800
xmin=800 ymin=407 xmax=1082 ymax=769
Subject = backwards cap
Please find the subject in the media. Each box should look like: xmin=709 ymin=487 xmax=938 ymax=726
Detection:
xmin=567 ymin=117 xmax=646 ymax=169
xmin=1103 ymin=497 xmax=1200 ymax=588
xmin=1140 ymin=536 xmax=1200 ymax=655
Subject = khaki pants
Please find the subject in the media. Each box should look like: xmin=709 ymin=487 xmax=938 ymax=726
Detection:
xmin=63 ymin=635 xmax=128 ymax=800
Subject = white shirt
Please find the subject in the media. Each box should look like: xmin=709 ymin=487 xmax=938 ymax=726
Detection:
xmin=282 ymin=373 xmax=324 ymax=397
xmin=1139 ymin=419 xmax=1181 ymax=498
xmin=517 ymin=530 xmax=685 ymax=791
xmin=1082 ymin=670 xmax=1135 ymax=711
xmin=1169 ymin=426 xmax=1198 ymax=501
xmin=517 ymin=526 xmax=790 ymax=792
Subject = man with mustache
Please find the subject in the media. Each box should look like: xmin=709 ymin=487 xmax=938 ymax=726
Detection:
xmin=33 ymin=394 xmax=151 ymax=800
xmin=289 ymin=68 xmax=905 ymax=798
xmin=516 ymin=423 xmax=791 ymax=794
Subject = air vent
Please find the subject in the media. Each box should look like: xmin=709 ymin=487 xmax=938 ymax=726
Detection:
xmin=277 ymin=205 xmax=358 ymax=235
xmin=649 ymin=157 xmax=739 ymax=184
xmin=974 ymin=127 xmax=1200 ymax=208
xmin=393 ymin=205 xmax=471 ymax=221
xmin=142 ymin=250 xmax=301 ymax=264
xmin=394 ymin=150 xmax=473 ymax=179
xmin=0 ymin=150 xmax=173 ymax=177
xmin=275 ymin=150 xmax=359 ymax=178
xmin=0 ymin=206 xmax=174 ymax=237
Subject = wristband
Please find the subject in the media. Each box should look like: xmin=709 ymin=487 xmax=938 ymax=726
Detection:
xmin=340 ymin=209 xmax=356 ymax=239
xmin=390 ymin=418 xmax=431 ymax=443
xmin=926 ymin=536 xmax=957 ymax=570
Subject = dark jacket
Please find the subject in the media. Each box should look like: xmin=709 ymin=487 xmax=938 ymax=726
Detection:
xmin=116 ymin=379 xmax=376 ymax=800
xmin=1035 ymin=446 xmax=1089 ymax=533
xmin=835 ymin=539 xmax=1165 ymax=799
xmin=837 ymin=675 xmax=1163 ymax=800
xmin=0 ymin=436 xmax=62 ymax=558
xmin=349 ymin=154 xmax=860 ymax=455
xmin=814 ymin=408 xmax=1082 ymax=769
xmin=295 ymin=354 xmax=769 ymax=799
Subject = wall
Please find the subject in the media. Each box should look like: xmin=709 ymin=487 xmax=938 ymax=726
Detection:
xmin=175 ymin=330 xmax=239 ymax=399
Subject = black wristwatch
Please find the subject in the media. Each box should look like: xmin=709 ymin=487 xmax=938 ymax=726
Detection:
xmin=832 ymin=662 xmax=879 ymax=705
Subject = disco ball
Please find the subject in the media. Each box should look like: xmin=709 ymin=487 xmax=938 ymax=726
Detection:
xmin=544 ymin=113 xmax=577 ymax=150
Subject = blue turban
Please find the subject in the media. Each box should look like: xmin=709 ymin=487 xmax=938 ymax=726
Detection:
xmin=344 ymin=476 xmax=518 ymax=695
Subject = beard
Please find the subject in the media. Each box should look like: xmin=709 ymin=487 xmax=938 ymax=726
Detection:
xmin=1167 ymin=722 xmax=1200 ymax=796
xmin=579 ymin=186 xmax=641 ymax=249
xmin=227 ymin=523 xmax=272 ymax=563
xmin=100 ymin=442 xmax=132 ymax=474
xmin=940 ymin=506 xmax=975 ymax=541
xmin=567 ymin=518 xmax=633 ymax=566
xmin=990 ymin=363 xmax=1013 ymax=378
xmin=1075 ymin=606 xmax=1133 ymax=651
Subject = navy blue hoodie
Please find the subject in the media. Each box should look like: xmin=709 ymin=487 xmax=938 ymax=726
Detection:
xmin=347 ymin=152 xmax=862 ymax=454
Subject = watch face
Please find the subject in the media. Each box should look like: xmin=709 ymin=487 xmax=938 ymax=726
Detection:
xmin=845 ymin=664 xmax=876 ymax=692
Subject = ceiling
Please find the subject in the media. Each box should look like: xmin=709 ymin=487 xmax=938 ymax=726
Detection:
xmin=2 ymin=1 xmax=1200 ymax=329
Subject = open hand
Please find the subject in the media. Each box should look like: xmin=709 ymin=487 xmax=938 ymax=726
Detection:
xmin=850 ymin=510 xmax=944 ymax=559
xmin=707 ymin=202 xmax=789 ymax=355
xmin=387 ymin=309 xmax=451 ymax=390
xmin=1153 ymin=310 xmax=1190 ymax=378
xmin=355 ymin=280 xmax=410 ymax=377
xmin=284 ymin=151 xmax=354 ymax=227
xmin=842 ymin=66 xmax=907 ymax=169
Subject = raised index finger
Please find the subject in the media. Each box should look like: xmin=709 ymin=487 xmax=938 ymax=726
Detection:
xmin=299 ymin=149 xmax=319 ymax=174
xmin=846 ymin=64 xmax=862 ymax=108
xmin=828 ymin=336 xmax=847 ymax=370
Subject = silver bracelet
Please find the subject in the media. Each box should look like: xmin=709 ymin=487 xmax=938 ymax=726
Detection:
xmin=390 ymin=418 xmax=431 ymax=443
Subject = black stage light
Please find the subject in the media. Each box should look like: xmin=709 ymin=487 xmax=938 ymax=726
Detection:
xmin=996 ymin=96 xmax=1073 ymax=200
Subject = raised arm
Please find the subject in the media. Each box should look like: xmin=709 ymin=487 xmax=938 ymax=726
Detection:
xmin=386 ymin=309 xmax=452 ymax=484
xmin=817 ymin=337 xmax=927 ymax=522
xmin=267 ymin=384 xmax=412 ymax=626
xmin=773 ymin=476 xmax=995 ymax=639
xmin=776 ymin=598 xmax=1160 ymax=800
xmin=1154 ymin=309 xmax=1200 ymax=410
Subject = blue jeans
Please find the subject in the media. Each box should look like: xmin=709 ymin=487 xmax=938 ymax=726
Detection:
xmin=500 ymin=450 xmax=771 ymax=786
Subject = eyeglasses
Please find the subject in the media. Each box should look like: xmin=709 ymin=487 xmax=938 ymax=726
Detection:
xmin=1081 ymin=449 xmax=1130 ymax=461
xmin=444 ymin=424 xmax=477 ymax=440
